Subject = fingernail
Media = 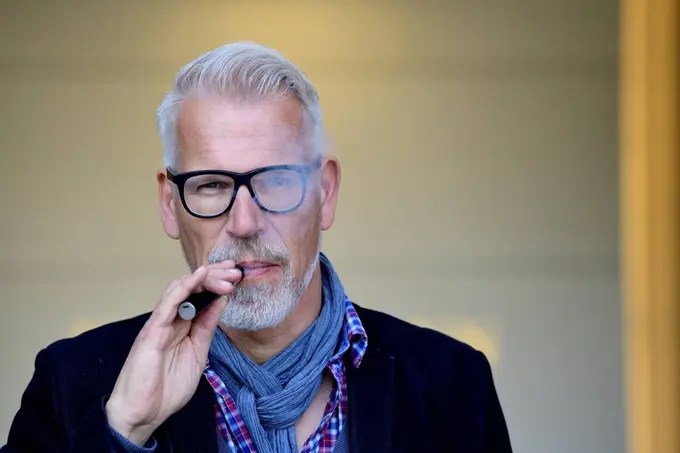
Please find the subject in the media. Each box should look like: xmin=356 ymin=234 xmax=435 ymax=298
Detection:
xmin=221 ymin=280 xmax=232 ymax=288
xmin=194 ymin=266 xmax=204 ymax=274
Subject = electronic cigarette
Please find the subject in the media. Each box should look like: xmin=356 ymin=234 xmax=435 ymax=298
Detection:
xmin=177 ymin=264 xmax=244 ymax=321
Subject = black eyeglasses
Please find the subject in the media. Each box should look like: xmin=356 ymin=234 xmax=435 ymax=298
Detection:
xmin=166 ymin=159 xmax=322 ymax=218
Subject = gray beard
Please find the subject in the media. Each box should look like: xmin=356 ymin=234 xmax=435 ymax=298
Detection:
xmin=206 ymin=236 xmax=321 ymax=331
xmin=218 ymin=251 xmax=319 ymax=331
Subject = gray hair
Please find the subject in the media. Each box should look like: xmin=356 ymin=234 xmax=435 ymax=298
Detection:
xmin=156 ymin=41 xmax=324 ymax=169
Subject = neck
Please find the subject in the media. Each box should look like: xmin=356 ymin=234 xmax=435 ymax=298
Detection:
xmin=220 ymin=268 xmax=323 ymax=364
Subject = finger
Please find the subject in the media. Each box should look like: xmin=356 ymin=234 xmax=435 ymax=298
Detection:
xmin=206 ymin=260 xmax=236 ymax=269
xmin=162 ymin=262 xmax=233 ymax=298
xmin=159 ymin=270 xmax=198 ymax=300
xmin=189 ymin=295 xmax=227 ymax=357
xmin=198 ymin=276 xmax=236 ymax=295
xmin=152 ymin=266 xmax=209 ymax=325
xmin=206 ymin=268 xmax=243 ymax=284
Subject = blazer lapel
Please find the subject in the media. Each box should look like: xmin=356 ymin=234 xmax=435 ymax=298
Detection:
xmin=347 ymin=347 xmax=396 ymax=453
xmin=162 ymin=378 xmax=219 ymax=453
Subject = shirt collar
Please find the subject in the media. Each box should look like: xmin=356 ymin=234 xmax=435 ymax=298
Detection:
xmin=331 ymin=295 xmax=368 ymax=369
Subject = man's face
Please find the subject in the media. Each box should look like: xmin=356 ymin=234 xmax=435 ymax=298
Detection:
xmin=157 ymin=96 xmax=340 ymax=330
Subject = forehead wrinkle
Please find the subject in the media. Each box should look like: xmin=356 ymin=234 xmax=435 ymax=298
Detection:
xmin=176 ymin=98 xmax=310 ymax=171
xmin=191 ymin=134 xmax=306 ymax=171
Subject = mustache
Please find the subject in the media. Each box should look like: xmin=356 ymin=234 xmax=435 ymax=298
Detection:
xmin=207 ymin=237 xmax=290 ymax=265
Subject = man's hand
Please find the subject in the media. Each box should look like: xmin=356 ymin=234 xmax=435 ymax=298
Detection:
xmin=104 ymin=262 xmax=240 ymax=445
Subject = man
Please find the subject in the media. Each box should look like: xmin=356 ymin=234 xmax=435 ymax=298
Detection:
xmin=2 ymin=42 xmax=512 ymax=453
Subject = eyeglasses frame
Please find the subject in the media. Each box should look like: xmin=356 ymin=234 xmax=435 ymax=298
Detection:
xmin=166 ymin=158 xmax=322 ymax=218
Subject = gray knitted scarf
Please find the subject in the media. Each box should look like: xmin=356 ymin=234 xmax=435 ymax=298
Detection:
xmin=208 ymin=253 xmax=346 ymax=453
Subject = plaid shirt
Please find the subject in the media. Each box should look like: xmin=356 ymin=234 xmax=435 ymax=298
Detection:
xmin=203 ymin=296 xmax=368 ymax=453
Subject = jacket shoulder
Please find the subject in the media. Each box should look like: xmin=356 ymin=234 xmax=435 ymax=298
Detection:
xmin=352 ymin=303 xmax=492 ymax=382
xmin=353 ymin=303 xmax=482 ymax=356
xmin=46 ymin=312 xmax=150 ymax=358
xmin=352 ymin=305 xmax=513 ymax=450
xmin=40 ymin=312 xmax=151 ymax=388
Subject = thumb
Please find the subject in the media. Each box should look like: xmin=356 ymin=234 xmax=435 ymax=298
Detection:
xmin=189 ymin=295 xmax=227 ymax=356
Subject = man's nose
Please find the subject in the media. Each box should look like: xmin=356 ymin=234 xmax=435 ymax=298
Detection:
xmin=224 ymin=186 xmax=263 ymax=239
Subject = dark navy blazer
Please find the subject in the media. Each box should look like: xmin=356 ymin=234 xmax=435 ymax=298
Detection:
xmin=2 ymin=304 xmax=513 ymax=452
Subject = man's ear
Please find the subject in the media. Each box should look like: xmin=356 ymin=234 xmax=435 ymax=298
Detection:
xmin=157 ymin=170 xmax=180 ymax=239
xmin=319 ymin=157 xmax=341 ymax=231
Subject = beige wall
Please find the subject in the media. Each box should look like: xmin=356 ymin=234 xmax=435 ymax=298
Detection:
xmin=0 ymin=1 xmax=623 ymax=452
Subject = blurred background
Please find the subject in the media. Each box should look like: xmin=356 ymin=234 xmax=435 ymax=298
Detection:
xmin=0 ymin=1 xmax=677 ymax=452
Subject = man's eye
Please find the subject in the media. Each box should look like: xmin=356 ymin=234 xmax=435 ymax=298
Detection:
xmin=268 ymin=177 xmax=287 ymax=186
xmin=199 ymin=182 xmax=225 ymax=189
xmin=195 ymin=181 xmax=232 ymax=193
xmin=263 ymin=176 xmax=295 ymax=188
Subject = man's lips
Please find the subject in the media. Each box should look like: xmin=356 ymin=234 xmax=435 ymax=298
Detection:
xmin=237 ymin=261 xmax=281 ymax=278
